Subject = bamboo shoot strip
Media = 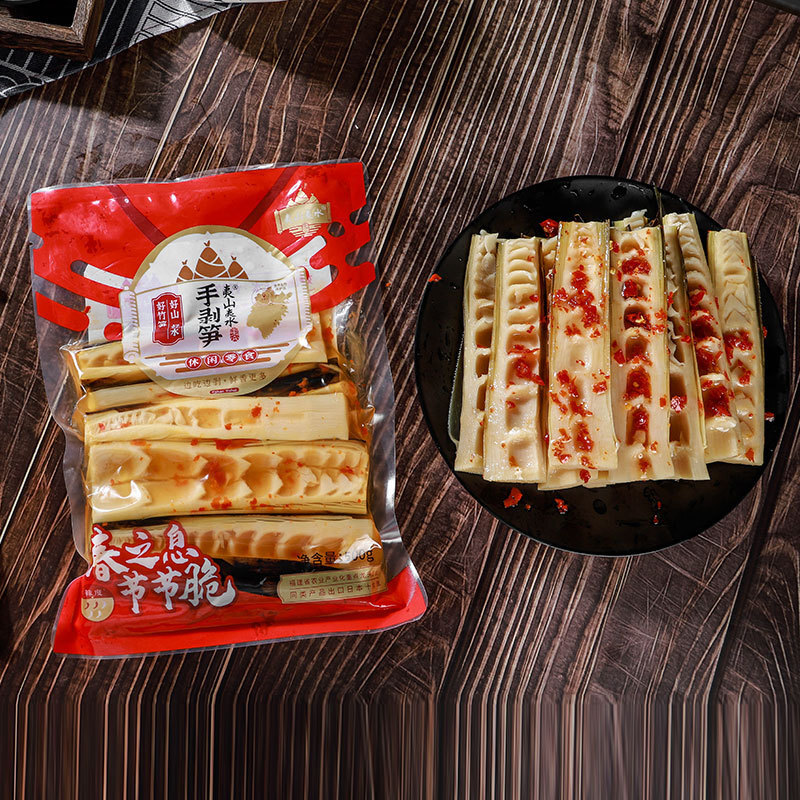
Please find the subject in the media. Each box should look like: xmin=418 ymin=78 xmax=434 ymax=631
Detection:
xmin=94 ymin=515 xmax=382 ymax=568
xmin=483 ymin=238 xmax=546 ymax=482
xmin=64 ymin=315 xmax=329 ymax=387
xmin=455 ymin=233 xmax=499 ymax=473
xmin=546 ymin=222 xmax=617 ymax=471
xmin=708 ymin=230 xmax=764 ymax=466
xmin=84 ymin=393 xmax=350 ymax=444
xmin=540 ymin=235 xmax=557 ymax=299
xmin=87 ymin=439 xmax=369 ymax=522
xmin=663 ymin=224 xmax=709 ymax=479
xmin=663 ymin=213 xmax=742 ymax=461
xmin=605 ymin=226 xmax=673 ymax=482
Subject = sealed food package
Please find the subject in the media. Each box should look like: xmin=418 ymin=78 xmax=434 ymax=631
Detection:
xmin=29 ymin=161 xmax=427 ymax=656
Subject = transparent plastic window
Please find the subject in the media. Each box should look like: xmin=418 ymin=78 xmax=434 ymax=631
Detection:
xmin=28 ymin=161 xmax=426 ymax=657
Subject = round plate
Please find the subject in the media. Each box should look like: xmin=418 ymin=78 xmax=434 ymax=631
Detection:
xmin=415 ymin=176 xmax=790 ymax=556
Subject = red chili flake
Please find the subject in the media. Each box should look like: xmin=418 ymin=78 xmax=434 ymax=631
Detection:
xmin=639 ymin=456 xmax=651 ymax=474
xmin=611 ymin=240 xmax=620 ymax=253
xmin=530 ymin=294 xmax=539 ymax=303
xmin=652 ymin=514 xmax=660 ymax=525
xmin=581 ymin=456 xmax=593 ymax=468
xmin=553 ymin=287 xmax=568 ymax=305
xmin=211 ymin=497 xmax=233 ymax=510
xmin=556 ymin=370 xmax=580 ymax=397
xmin=659 ymin=396 xmax=667 ymax=407
xmin=526 ymin=325 xmax=535 ymax=334
xmin=670 ymin=395 xmax=687 ymax=413
xmin=224 ymin=423 xmax=232 ymax=431
xmin=745 ymin=448 xmax=755 ymax=462
xmin=723 ymin=330 xmax=754 ymax=361
xmin=514 ymin=359 xmax=533 ymax=380
xmin=625 ymin=310 xmax=651 ymax=330
xmin=550 ymin=392 xmax=568 ymax=414
xmin=427 ymin=273 xmax=442 ymax=283
xmin=544 ymin=431 xmax=550 ymax=445
xmin=763 ymin=325 xmax=768 ymax=338
xmin=575 ymin=421 xmax=593 ymax=451
xmin=695 ymin=347 xmax=721 ymax=376
xmin=613 ymin=349 xmax=626 ymax=365
xmin=691 ymin=314 xmax=717 ymax=342
xmin=667 ymin=291 xmax=675 ymax=307
xmin=98 ymin=422 xmax=106 ymax=431
xmin=506 ymin=399 xmax=517 ymax=409
xmin=554 ymin=497 xmax=569 ymax=514
xmin=385 ymin=280 xmax=392 ymax=287
xmin=565 ymin=324 xmax=581 ymax=336
xmin=571 ymin=269 xmax=588 ymax=290
xmin=704 ymin=383 xmax=731 ymax=418
xmin=503 ymin=487 xmax=523 ymax=508
xmin=765 ymin=412 xmax=775 ymax=421
xmin=190 ymin=438 xmax=199 ymax=446
xmin=579 ymin=469 xmax=591 ymax=483
xmin=525 ymin=503 xmax=531 ymax=510
xmin=541 ymin=219 xmax=559 ymax=237
xmin=657 ymin=500 xmax=662 ymax=509
xmin=689 ymin=288 xmax=706 ymax=309
xmin=680 ymin=335 xmax=693 ymax=343
xmin=616 ymin=269 xmax=623 ymax=282
xmin=531 ymin=374 xmax=545 ymax=386
xmin=569 ymin=398 xmax=592 ymax=417
xmin=654 ymin=309 xmax=666 ymax=321
xmin=620 ymin=255 xmax=651 ymax=275
xmin=738 ymin=367 xmax=752 ymax=386
xmin=624 ymin=366 xmax=652 ymax=400
xmin=593 ymin=380 xmax=607 ymax=394
xmin=509 ymin=343 xmax=535 ymax=354
xmin=251 ymin=405 xmax=263 ymax=418
xmin=628 ymin=406 xmax=649 ymax=445
xmin=621 ymin=280 xmax=640 ymax=299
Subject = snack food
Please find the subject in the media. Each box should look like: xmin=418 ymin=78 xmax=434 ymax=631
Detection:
xmin=30 ymin=162 xmax=426 ymax=656
xmin=454 ymin=210 xmax=764 ymax=491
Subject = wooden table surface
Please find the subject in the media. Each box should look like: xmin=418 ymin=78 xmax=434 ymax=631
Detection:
xmin=1 ymin=0 xmax=799 ymax=797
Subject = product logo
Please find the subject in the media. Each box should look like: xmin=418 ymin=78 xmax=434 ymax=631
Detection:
xmin=274 ymin=190 xmax=332 ymax=238
xmin=120 ymin=226 xmax=312 ymax=397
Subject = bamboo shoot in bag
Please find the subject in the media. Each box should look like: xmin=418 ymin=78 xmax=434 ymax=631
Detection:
xmin=29 ymin=162 xmax=426 ymax=657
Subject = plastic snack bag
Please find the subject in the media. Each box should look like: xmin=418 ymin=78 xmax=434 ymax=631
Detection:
xmin=29 ymin=161 xmax=426 ymax=657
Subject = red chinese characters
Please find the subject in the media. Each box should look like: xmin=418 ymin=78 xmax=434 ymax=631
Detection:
xmin=152 ymin=292 xmax=184 ymax=346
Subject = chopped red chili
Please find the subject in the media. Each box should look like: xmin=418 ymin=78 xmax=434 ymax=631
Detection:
xmin=765 ymin=412 xmax=775 ymax=421
xmin=503 ymin=487 xmax=523 ymax=508
xmin=579 ymin=469 xmax=591 ymax=483
xmin=695 ymin=347 xmax=721 ymax=376
xmin=688 ymin=288 xmax=706 ymax=308
xmin=620 ymin=255 xmax=651 ymax=275
xmin=667 ymin=291 xmax=674 ymax=307
xmin=745 ymin=448 xmax=755 ymax=463
xmin=506 ymin=400 xmax=517 ymax=409
xmin=613 ymin=349 xmax=626 ymax=365
xmin=554 ymin=497 xmax=569 ymax=514
xmin=427 ymin=273 xmax=442 ymax=282
xmin=624 ymin=310 xmax=651 ymax=330
xmin=565 ymin=324 xmax=581 ymax=336
xmin=575 ymin=421 xmax=593 ymax=451
xmin=659 ymin=396 xmax=667 ymax=407
xmin=628 ymin=406 xmax=649 ymax=445
xmin=691 ymin=314 xmax=717 ymax=342
xmin=737 ymin=367 xmax=752 ymax=386
xmin=704 ymin=383 xmax=731 ymax=418
xmin=723 ymin=330 xmax=753 ymax=361
xmin=622 ymin=280 xmax=640 ymax=299
xmin=593 ymin=380 xmax=607 ymax=394
xmin=556 ymin=370 xmax=580 ymax=397
xmin=670 ymin=395 xmax=687 ymax=412
xmin=624 ymin=366 xmax=651 ymax=400
xmin=611 ymin=240 xmax=620 ymax=253
xmin=540 ymin=218 xmax=559 ymax=237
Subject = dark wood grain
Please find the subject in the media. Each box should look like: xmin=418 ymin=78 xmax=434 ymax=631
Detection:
xmin=0 ymin=0 xmax=799 ymax=797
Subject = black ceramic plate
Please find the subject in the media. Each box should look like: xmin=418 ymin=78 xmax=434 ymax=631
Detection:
xmin=415 ymin=176 xmax=790 ymax=556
